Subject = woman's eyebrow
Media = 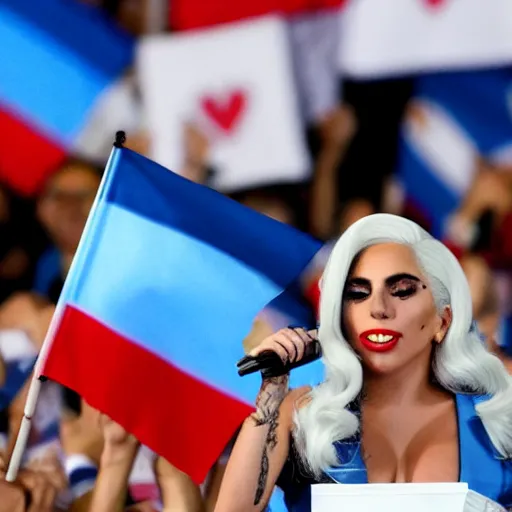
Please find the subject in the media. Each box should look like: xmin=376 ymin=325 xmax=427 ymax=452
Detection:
xmin=385 ymin=273 xmax=422 ymax=287
xmin=346 ymin=277 xmax=371 ymax=287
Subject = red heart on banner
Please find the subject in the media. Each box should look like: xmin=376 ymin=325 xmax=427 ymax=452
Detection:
xmin=423 ymin=0 xmax=447 ymax=8
xmin=200 ymin=90 xmax=247 ymax=134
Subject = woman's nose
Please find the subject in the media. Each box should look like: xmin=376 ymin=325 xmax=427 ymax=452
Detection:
xmin=369 ymin=290 xmax=394 ymax=320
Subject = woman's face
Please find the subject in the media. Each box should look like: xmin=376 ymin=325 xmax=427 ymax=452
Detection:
xmin=342 ymin=243 xmax=450 ymax=376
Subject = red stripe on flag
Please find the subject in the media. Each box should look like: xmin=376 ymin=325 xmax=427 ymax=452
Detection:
xmin=0 ymin=109 xmax=66 ymax=196
xmin=43 ymin=305 xmax=253 ymax=483
xmin=170 ymin=0 xmax=346 ymax=31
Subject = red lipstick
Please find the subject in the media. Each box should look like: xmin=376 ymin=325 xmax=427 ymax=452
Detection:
xmin=358 ymin=329 xmax=403 ymax=353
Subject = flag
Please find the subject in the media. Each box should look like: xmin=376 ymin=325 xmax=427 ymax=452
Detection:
xmin=0 ymin=0 xmax=134 ymax=196
xmin=40 ymin=147 xmax=322 ymax=482
xmin=169 ymin=0 xmax=347 ymax=32
xmin=397 ymin=67 xmax=512 ymax=236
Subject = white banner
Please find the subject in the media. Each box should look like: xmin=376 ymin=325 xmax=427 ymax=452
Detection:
xmin=339 ymin=0 xmax=512 ymax=78
xmin=137 ymin=17 xmax=310 ymax=192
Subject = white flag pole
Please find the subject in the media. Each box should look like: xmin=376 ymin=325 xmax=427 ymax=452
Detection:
xmin=5 ymin=132 xmax=126 ymax=481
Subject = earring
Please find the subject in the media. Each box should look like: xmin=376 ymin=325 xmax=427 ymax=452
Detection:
xmin=434 ymin=334 xmax=443 ymax=344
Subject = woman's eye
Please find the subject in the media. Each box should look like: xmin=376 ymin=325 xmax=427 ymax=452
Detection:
xmin=392 ymin=286 xmax=417 ymax=299
xmin=344 ymin=289 xmax=370 ymax=301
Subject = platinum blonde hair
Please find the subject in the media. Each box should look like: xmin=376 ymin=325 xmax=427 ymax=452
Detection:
xmin=294 ymin=214 xmax=512 ymax=477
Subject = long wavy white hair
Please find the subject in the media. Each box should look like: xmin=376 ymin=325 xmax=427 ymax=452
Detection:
xmin=294 ymin=214 xmax=512 ymax=477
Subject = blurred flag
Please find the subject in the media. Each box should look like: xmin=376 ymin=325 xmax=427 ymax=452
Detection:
xmin=138 ymin=17 xmax=310 ymax=193
xmin=397 ymin=67 xmax=512 ymax=236
xmin=339 ymin=0 xmax=512 ymax=78
xmin=169 ymin=0 xmax=347 ymax=32
xmin=0 ymin=0 xmax=134 ymax=196
xmin=41 ymin=147 xmax=322 ymax=483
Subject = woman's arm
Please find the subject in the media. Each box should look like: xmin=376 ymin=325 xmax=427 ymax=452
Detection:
xmin=214 ymin=328 xmax=314 ymax=512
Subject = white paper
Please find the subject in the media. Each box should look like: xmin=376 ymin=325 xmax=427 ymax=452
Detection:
xmin=137 ymin=16 xmax=310 ymax=192
xmin=338 ymin=0 xmax=512 ymax=78
xmin=311 ymin=483 xmax=469 ymax=512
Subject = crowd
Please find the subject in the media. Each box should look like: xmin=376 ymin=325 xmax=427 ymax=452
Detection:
xmin=0 ymin=0 xmax=511 ymax=510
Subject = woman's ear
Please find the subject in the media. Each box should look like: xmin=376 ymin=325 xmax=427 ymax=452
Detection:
xmin=435 ymin=305 xmax=452 ymax=344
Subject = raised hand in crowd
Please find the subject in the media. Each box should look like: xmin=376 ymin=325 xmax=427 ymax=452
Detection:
xmin=0 ymin=452 xmax=65 ymax=512
xmin=309 ymin=104 xmax=357 ymax=239
xmin=155 ymin=455 xmax=204 ymax=512
xmin=181 ymin=122 xmax=211 ymax=185
xmin=88 ymin=414 xmax=140 ymax=512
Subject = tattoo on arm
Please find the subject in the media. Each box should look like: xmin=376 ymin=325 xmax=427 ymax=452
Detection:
xmin=251 ymin=376 xmax=288 ymax=506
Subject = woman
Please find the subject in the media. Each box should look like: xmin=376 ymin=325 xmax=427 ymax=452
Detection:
xmin=215 ymin=214 xmax=512 ymax=511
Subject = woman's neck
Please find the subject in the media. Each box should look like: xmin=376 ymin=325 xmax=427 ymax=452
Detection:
xmin=363 ymin=353 xmax=446 ymax=408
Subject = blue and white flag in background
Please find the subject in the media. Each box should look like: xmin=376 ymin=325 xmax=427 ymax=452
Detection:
xmin=398 ymin=67 xmax=512 ymax=237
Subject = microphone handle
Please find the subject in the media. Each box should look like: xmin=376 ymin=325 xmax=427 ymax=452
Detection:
xmin=237 ymin=341 xmax=322 ymax=378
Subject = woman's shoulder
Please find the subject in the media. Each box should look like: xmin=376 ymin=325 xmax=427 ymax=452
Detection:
xmin=280 ymin=386 xmax=312 ymax=422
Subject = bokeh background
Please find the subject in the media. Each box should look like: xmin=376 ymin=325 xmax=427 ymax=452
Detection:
xmin=0 ymin=0 xmax=511 ymax=509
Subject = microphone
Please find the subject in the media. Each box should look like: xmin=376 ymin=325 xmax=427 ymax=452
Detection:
xmin=237 ymin=340 xmax=322 ymax=379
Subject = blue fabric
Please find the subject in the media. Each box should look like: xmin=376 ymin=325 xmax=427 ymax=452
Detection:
xmin=498 ymin=316 xmax=512 ymax=356
xmin=106 ymin=149 xmax=323 ymax=290
xmin=33 ymin=247 xmax=61 ymax=297
xmin=286 ymin=393 xmax=512 ymax=510
xmin=69 ymin=466 xmax=98 ymax=487
xmin=0 ymin=358 xmax=36 ymax=410
xmin=0 ymin=0 xmax=133 ymax=142
xmin=397 ymin=136 xmax=459 ymax=237
xmin=0 ymin=0 xmax=134 ymax=76
xmin=413 ymin=69 xmax=512 ymax=156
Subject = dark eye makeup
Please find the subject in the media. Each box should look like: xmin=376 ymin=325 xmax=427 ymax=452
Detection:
xmin=344 ymin=273 xmax=425 ymax=302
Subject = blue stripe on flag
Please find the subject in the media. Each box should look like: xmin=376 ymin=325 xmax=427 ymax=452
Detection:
xmin=416 ymin=70 xmax=512 ymax=155
xmin=107 ymin=149 xmax=323 ymax=289
xmin=0 ymin=0 xmax=134 ymax=77
xmin=397 ymin=138 xmax=459 ymax=237
xmin=0 ymin=0 xmax=133 ymax=142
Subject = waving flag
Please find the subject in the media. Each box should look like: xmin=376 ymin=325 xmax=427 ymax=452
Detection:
xmin=169 ymin=0 xmax=347 ymax=32
xmin=398 ymin=67 xmax=512 ymax=236
xmin=40 ymin=147 xmax=322 ymax=482
xmin=0 ymin=0 xmax=134 ymax=195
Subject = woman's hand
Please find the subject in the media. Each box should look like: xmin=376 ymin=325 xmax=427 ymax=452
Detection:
xmin=249 ymin=327 xmax=317 ymax=367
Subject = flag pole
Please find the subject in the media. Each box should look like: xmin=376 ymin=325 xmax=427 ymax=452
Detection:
xmin=5 ymin=132 xmax=126 ymax=482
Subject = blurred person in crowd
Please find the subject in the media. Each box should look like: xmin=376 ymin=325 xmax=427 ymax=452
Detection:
xmin=216 ymin=214 xmax=512 ymax=511
xmin=308 ymin=104 xmax=358 ymax=240
xmin=0 ymin=452 xmax=67 ymax=512
xmin=0 ymin=185 xmax=44 ymax=304
xmin=333 ymin=79 xmax=414 ymax=237
xmin=0 ymin=158 xmax=101 ymax=478
xmin=445 ymin=161 xmax=512 ymax=268
xmin=82 ymin=0 xmax=158 ymax=35
xmin=33 ymin=158 xmax=102 ymax=303
xmin=59 ymin=399 xmax=204 ymax=512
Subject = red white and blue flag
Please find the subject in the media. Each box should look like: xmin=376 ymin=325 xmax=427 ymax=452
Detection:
xmin=40 ymin=147 xmax=323 ymax=482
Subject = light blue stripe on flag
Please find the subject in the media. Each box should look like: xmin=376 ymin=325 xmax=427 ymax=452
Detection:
xmin=0 ymin=3 xmax=133 ymax=143
xmin=70 ymin=203 xmax=283 ymax=405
